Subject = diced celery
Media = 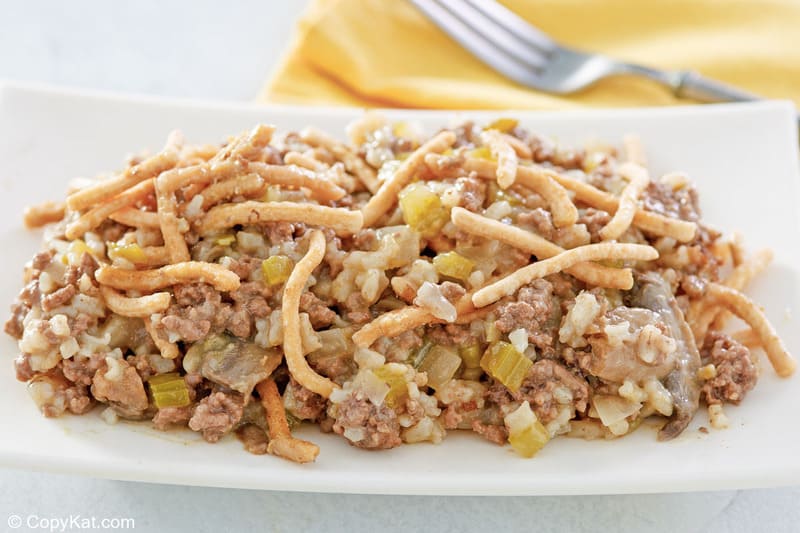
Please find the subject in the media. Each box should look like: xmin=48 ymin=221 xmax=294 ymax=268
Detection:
xmin=418 ymin=345 xmax=462 ymax=390
xmin=214 ymin=234 xmax=236 ymax=246
xmin=398 ymin=182 xmax=449 ymax=238
xmin=261 ymin=255 xmax=293 ymax=286
xmin=460 ymin=367 xmax=484 ymax=381
xmin=508 ymin=420 xmax=550 ymax=458
xmin=433 ymin=251 xmax=474 ymax=282
xmin=485 ymin=320 xmax=501 ymax=344
xmin=486 ymin=181 xmax=522 ymax=206
xmin=459 ymin=344 xmax=483 ymax=369
xmin=480 ymin=341 xmax=532 ymax=393
xmin=107 ymin=242 xmax=146 ymax=263
xmin=486 ymin=118 xmax=519 ymax=133
xmin=372 ymin=366 xmax=408 ymax=408
xmin=469 ymin=146 xmax=495 ymax=161
xmin=286 ymin=411 xmax=301 ymax=430
xmin=408 ymin=339 xmax=434 ymax=369
xmin=148 ymin=372 xmax=191 ymax=409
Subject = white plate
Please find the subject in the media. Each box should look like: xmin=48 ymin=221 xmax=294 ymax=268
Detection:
xmin=0 ymin=82 xmax=798 ymax=496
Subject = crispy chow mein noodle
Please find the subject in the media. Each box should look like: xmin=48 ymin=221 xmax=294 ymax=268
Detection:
xmin=622 ymin=134 xmax=647 ymax=166
xmin=598 ymin=162 xmax=649 ymax=241
xmin=108 ymin=206 xmax=161 ymax=229
xmin=300 ymin=126 xmax=380 ymax=194
xmin=65 ymin=178 xmax=156 ymax=240
xmin=280 ymin=230 xmax=339 ymax=399
xmin=353 ymin=306 xmax=443 ymax=348
xmin=4 ymin=116 xmax=794 ymax=463
xmin=65 ymin=132 xmax=181 ymax=212
xmin=96 ymin=262 xmax=241 ymax=292
xmin=472 ymin=243 xmax=658 ymax=308
xmin=100 ymin=286 xmax=171 ymax=318
xmin=450 ymin=207 xmax=633 ymax=290
xmin=197 ymin=201 xmax=363 ymax=237
xmin=143 ymin=319 xmax=180 ymax=360
xmin=480 ymin=129 xmax=518 ymax=190
xmin=24 ymin=201 xmax=66 ymax=229
xmin=256 ymin=378 xmax=320 ymax=464
xmin=704 ymin=283 xmax=795 ymax=377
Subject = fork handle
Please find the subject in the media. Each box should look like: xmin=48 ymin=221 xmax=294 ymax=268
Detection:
xmin=673 ymin=70 xmax=758 ymax=103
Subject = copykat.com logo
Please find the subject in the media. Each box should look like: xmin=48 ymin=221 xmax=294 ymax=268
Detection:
xmin=7 ymin=514 xmax=135 ymax=531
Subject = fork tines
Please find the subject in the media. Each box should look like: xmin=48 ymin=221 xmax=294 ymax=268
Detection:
xmin=410 ymin=0 xmax=556 ymax=84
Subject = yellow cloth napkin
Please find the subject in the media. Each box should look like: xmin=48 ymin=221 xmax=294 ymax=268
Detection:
xmin=261 ymin=0 xmax=800 ymax=109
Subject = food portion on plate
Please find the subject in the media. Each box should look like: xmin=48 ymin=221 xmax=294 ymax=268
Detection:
xmin=6 ymin=114 xmax=795 ymax=463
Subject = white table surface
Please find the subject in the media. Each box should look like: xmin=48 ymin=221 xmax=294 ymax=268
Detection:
xmin=1 ymin=2 xmax=798 ymax=532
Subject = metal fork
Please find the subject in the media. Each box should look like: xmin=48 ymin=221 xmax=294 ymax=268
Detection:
xmin=410 ymin=0 xmax=762 ymax=104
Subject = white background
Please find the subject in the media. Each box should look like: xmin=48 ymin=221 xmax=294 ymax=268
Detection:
xmin=0 ymin=1 xmax=798 ymax=532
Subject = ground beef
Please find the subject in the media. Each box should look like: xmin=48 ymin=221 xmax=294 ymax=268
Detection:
xmin=14 ymin=354 xmax=35 ymax=382
xmin=62 ymin=353 xmax=105 ymax=386
xmin=424 ymin=152 xmax=465 ymax=179
xmin=353 ymin=229 xmax=379 ymax=251
xmin=5 ymin=302 xmax=29 ymax=339
xmin=63 ymin=385 xmax=93 ymax=415
xmin=188 ymin=391 xmax=245 ymax=442
xmin=152 ymin=405 xmax=193 ymax=430
xmin=284 ymin=378 xmax=327 ymax=421
xmin=91 ymin=359 xmax=149 ymax=418
xmin=549 ymin=272 xmax=582 ymax=303
xmin=577 ymin=208 xmax=612 ymax=243
xmin=378 ymin=329 xmax=423 ymax=363
xmin=36 ymin=372 xmax=93 ymax=417
xmin=40 ymin=285 xmax=77 ymax=312
xmin=471 ymin=420 xmax=508 ymax=445
xmin=231 ymin=281 xmax=272 ymax=315
xmin=529 ymin=135 xmax=584 ymax=170
xmin=426 ymin=323 xmax=478 ymax=347
xmin=701 ymin=332 xmax=758 ymax=405
xmin=161 ymin=315 xmax=210 ymax=342
xmin=299 ymin=292 xmax=336 ymax=329
xmin=451 ymin=121 xmax=480 ymax=147
xmin=226 ymin=256 xmax=262 ymax=280
xmin=96 ymin=220 xmax=128 ymax=243
xmin=64 ymin=253 xmax=98 ymax=287
xmin=36 ymin=319 xmax=64 ymax=344
xmin=173 ymin=282 xmax=216 ymax=308
xmin=235 ymin=424 xmax=269 ymax=455
xmin=309 ymin=352 xmax=356 ymax=384
xmin=439 ymin=281 xmax=466 ymax=303
xmin=70 ymin=313 xmax=93 ymax=337
xmin=331 ymin=393 xmax=402 ymax=450
xmin=487 ymin=360 xmax=589 ymax=424
xmin=30 ymin=250 xmax=54 ymax=272
xmin=184 ymin=372 xmax=206 ymax=401
xmin=517 ymin=208 xmax=555 ymax=241
xmin=262 ymin=221 xmax=297 ymax=244
xmin=495 ymin=279 xmax=557 ymax=353
xmin=344 ymin=293 xmax=371 ymax=324
xmin=18 ymin=280 xmax=41 ymax=309
xmin=227 ymin=308 xmax=252 ymax=338
xmin=641 ymin=181 xmax=701 ymax=222
xmin=457 ymin=175 xmax=486 ymax=212
xmin=165 ymin=278 xmax=275 ymax=341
